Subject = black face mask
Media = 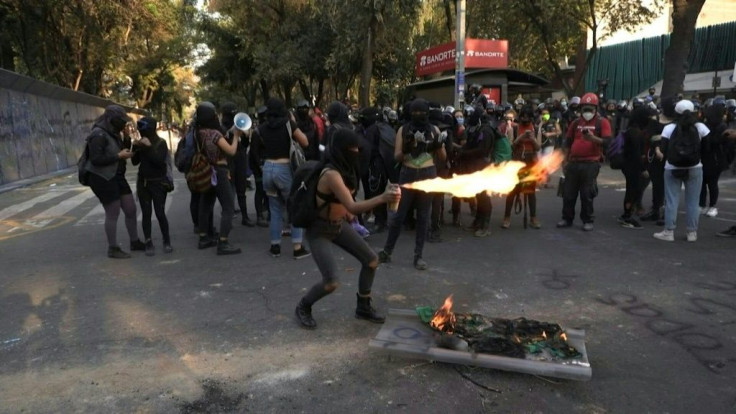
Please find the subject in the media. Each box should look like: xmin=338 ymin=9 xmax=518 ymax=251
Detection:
xmin=110 ymin=117 xmax=127 ymax=132
xmin=345 ymin=151 xmax=360 ymax=173
xmin=411 ymin=113 xmax=428 ymax=125
xmin=296 ymin=108 xmax=310 ymax=120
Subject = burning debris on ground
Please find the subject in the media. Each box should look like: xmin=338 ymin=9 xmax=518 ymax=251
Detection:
xmin=417 ymin=295 xmax=581 ymax=360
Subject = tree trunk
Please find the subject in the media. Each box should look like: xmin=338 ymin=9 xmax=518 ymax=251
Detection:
xmin=660 ymin=0 xmax=706 ymax=102
xmin=259 ymin=79 xmax=270 ymax=102
xmin=445 ymin=0 xmax=455 ymax=41
xmin=315 ymin=78 xmax=324 ymax=109
xmin=358 ymin=14 xmax=378 ymax=108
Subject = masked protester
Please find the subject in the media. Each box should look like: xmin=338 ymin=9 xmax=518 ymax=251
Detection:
xmin=295 ymin=99 xmax=320 ymax=161
xmin=85 ymin=105 xmax=146 ymax=258
xmin=254 ymin=98 xmax=311 ymax=258
xmin=249 ymin=105 xmax=271 ymax=227
xmin=698 ymin=105 xmax=728 ymax=218
xmin=194 ymin=102 xmax=243 ymax=255
xmin=132 ymin=117 xmax=173 ymax=255
xmin=221 ymin=102 xmax=255 ymax=227
xmin=502 ymin=105 xmax=542 ymax=229
xmin=294 ymin=129 xmax=401 ymax=329
xmin=377 ymin=99 xmax=447 ymax=270
xmin=427 ymin=102 xmax=453 ymax=242
xmin=557 ymin=93 xmax=612 ymax=231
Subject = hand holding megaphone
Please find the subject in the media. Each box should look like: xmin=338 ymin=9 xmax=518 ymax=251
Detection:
xmin=233 ymin=112 xmax=252 ymax=132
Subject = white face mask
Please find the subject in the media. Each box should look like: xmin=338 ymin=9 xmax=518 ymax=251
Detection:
xmin=582 ymin=111 xmax=595 ymax=121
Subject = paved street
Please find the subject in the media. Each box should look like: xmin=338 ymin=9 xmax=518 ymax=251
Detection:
xmin=1 ymin=165 xmax=735 ymax=413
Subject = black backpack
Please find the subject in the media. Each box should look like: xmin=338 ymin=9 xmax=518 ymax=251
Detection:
xmin=667 ymin=124 xmax=701 ymax=167
xmin=287 ymin=160 xmax=327 ymax=228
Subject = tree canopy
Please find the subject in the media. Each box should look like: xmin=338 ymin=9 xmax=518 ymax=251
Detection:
xmin=0 ymin=0 xmax=669 ymax=116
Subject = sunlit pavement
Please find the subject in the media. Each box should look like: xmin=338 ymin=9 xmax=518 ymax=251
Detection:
xmin=1 ymin=165 xmax=735 ymax=413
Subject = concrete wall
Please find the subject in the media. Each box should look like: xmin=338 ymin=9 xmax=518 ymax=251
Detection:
xmin=0 ymin=69 xmax=143 ymax=185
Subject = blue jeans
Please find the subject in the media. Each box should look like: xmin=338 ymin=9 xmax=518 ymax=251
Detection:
xmin=263 ymin=161 xmax=303 ymax=244
xmin=664 ymin=167 xmax=703 ymax=232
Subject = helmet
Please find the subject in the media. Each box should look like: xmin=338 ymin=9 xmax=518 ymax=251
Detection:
xmin=725 ymin=99 xmax=736 ymax=109
xmin=296 ymin=99 xmax=310 ymax=108
xmin=537 ymin=103 xmax=546 ymax=111
xmin=713 ymin=97 xmax=727 ymax=107
xmin=631 ymin=97 xmax=644 ymax=108
xmin=469 ymin=84 xmax=482 ymax=94
xmin=581 ymin=93 xmax=599 ymax=106
xmin=387 ymin=110 xmax=398 ymax=122
xmin=617 ymin=100 xmax=628 ymax=110
xmin=704 ymin=98 xmax=714 ymax=108
xmin=569 ymin=96 xmax=581 ymax=106
xmin=514 ymin=98 xmax=525 ymax=106
xmin=443 ymin=105 xmax=455 ymax=114
xmin=464 ymin=106 xmax=475 ymax=117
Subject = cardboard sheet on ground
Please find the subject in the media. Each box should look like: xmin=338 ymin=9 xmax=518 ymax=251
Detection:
xmin=369 ymin=309 xmax=592 ymax=381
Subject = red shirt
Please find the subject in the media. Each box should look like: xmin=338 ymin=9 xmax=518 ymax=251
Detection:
xmin=566 ymin=115 xmax=612 ymax=161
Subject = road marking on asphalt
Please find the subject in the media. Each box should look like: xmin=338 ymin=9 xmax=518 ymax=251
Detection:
xmin=0 ymin=192 xmax=62 ymax=221
xmin=5 ymin=190 xmax=96 ymax=232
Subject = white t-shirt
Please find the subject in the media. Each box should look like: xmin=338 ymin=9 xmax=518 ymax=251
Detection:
xmin=660 ymin=122 xmax=710 ymax=170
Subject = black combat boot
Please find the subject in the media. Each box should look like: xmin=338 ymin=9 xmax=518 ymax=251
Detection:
xmin=295 ymin=299 xmax=316 ymax=329
xmin=355 ymin=293 xmax=385 ymax=323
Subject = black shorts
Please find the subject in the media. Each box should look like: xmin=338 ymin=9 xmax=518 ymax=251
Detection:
xmin=89 ymin=173 xmax=132 ymax=205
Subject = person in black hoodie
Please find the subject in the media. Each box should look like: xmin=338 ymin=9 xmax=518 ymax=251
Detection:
xmin=221 ymin=102 xmax=255 ymax=227
xmin=618 ymin=107 xmax=653 ymax=229
xmin=85 ymin=105 xmax=146 ymax=258
xmin=132 ymin=117 xmax=173 ymax=255
xmin=699 ymin=105 xmax=729 ymax=217
xmin=295 ymin=99 xmax=320 ymax=161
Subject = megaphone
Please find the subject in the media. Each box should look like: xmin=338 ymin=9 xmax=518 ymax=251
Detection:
xmin=233 ymin=112 xmax=252 ymax=132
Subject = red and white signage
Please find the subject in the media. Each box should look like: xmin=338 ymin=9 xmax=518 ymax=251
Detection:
xmin=415 ymin=39 xmax=509 ymax=76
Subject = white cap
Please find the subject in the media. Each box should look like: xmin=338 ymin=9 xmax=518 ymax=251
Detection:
xmin=675 ymin=100 xmax=694 ymax=114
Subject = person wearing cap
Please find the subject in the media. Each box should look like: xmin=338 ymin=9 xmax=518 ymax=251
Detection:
xmin=653 ymin=100 xmax=710 ymax=242
xmin=255 ymin=97 xmax=311 ymax=259
xmin=194 ymin=101 xmax=243 ymax=255
xmin=85 ymin=105 xmax=147 ymax=258
xmin=249 ymin=105 xmax=270 ymax=227
xmin=132 ymin=117 xmax=173 ymax=255
xmin=557 ymin=93 xmax=612 ymax=231
xmin=378 ymin=99 xmax=446 ymax=270
xmin=220 ymin=102 xmax=255 ymax=227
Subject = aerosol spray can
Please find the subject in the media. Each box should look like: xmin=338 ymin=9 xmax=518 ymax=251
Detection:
xmin=387 ymin=182 xmax=401 ymax=213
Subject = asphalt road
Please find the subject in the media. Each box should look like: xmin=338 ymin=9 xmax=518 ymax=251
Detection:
xmin=0 ymin=165 xmax=735 ymax=413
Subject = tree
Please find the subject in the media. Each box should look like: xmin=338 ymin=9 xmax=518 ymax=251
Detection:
xmin=660 ymin=0 xmax=706 ymax=103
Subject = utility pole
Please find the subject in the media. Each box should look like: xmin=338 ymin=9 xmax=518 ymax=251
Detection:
xmin=454 ymin=0 xmax=466 ymax=109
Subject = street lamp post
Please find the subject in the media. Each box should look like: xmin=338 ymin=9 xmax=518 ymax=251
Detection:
xmin=454 ymin=0 xmax=466 ymax=109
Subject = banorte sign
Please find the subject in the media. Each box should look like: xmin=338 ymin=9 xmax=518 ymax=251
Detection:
xmin=416 ymin=39 xmax=508 ymax=77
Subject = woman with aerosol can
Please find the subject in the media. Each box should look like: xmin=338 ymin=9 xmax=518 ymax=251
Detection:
xmin=294 ymin=129 xmax=401 ymax=329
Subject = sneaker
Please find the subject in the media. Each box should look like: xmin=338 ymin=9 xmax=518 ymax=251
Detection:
xmin=414 ymin=258 xmax=428 ymax=271
xmin=716 ymin=226 xmax=736 ymax=237
xmin=217 ymin=240 xmax=242 ymax=255
xmin=293 ymin=247 xmax=311 ymax=260
xmin=378 ymin=250 xmax=391 ymax=263
xmin=198 ymin=236 xmax=217 ymax=249
xmin=530 ymin=218 xmax=542 ymax=229
xmin=145 ymin=239 xmax=155 ymax=256
xmin=269 ymin=244 xmax=281 ymax=258
xmin=241 ymin=216 xmax=255 ymax=227
xmin=706 ymin=207 xmax=718 ymax=217
xmin=617 ymin=215 xmax=628 ymax=224
xmin=366 ymin=214 xmax=376 ymax=224
xmin=295 ymin=300 xmax=317 ymax=329
xmin=582 ymin=222 xmax=594 ymax=231
xmin=256 ymin=216 xmax=269 ymax=228
xmin=686 ymin=231 xmax=697 ymax=242
xmin=556 ymin=220 xmax=573 ymax=228
xmin=640 ymin=210 xmax=660 ymax=221
xmin=163 ymin=243 xmax=173 ymax=254
xmin=130 ymin=239 xmax=146 ymax=251
xmin=107 ymin=246 xmax=131 ymax=259
xmin=700 ymin=207 xmax=709 ymax=215
xmin=474 ymin=228 xmax=490 ymax=237
xmin=621 ymin=218 xmax=642 ymax=229
xmin=501 ymin=218 xmax=510 ymax=229
xmin=653 ymin=229 xmax=674 ymax=242
xmin=427 ymin=231 xmax=443 ymax=243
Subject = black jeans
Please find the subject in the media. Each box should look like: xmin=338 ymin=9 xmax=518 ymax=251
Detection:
xmin=198 ymin=166 xmax=235 ymax=238
xmin=137 ymin=178 xmax=170 ymax=243
xmin=383 ymin=165 xmax=436 ymax=260
xmin=561 ymin=162 xmax=600 ymax=223
xmin=302 ymin=218 xmax=378 ymax=306
xmin=647 ymin=158 xmax=665 ymax=211
xmin=700 ymin=169 xmax=721 ymax=208
xmin=622 ymin=165 xmax=642 ymax=218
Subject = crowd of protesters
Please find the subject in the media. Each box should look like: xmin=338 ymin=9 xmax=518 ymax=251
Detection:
xmin=83 ymin=85 xmax=736 ymax=328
